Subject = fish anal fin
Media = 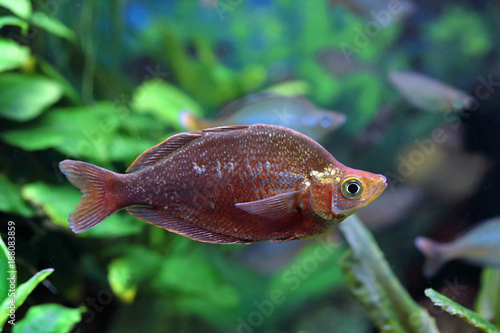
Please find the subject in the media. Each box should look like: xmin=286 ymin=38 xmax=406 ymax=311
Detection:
xmin=126 ymin=132 xmax=203 ymax=173
xmin=235 ymin=190 xmax=300 ymax=220
xmin=126 ymin=206 xmax=250 ymax=244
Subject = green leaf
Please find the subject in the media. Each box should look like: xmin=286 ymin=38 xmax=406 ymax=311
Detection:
xmin=425 ymin=288 xmax=499 ymax=333
xmin=0 ymin=74 xmax=63 ymax=121
xmin=108 ymin=258 xmax=137 ymax=304
xmin=30 ymin=11 xmax=76 ymax=41
xmin=1 ymin=103 xmax=120 ymax=162
xmin=340 ymin=250 xmax=406 ymax=333
xmin=269 ymin=239 xmax=345 ymax=318
xmin=476 ymin=268 xmax=500 ymax=326
xmin=339 ymin=216 xmax=439 ymax=333
xmin=0 ymin=38 xmax=30 ymax=73
xmin=0 ymin=16 xmax=29 ymax=34
xmin=265 ymin=80 xmax=311 ymax=97
xmin=13 ymin=304 xmax=84 ymax=333
xmin=108 ymin=247 xmax=163 ymax=303
xmin=38 ymin=59 xmax=81 ymax=104
xmin=0 ymin=234 xmax=14 ymax=304
xmin=21 ymin=183 xmax=143 ymax=237
xmin=153 ymin=252 xmax=239 ymax=314
xmin=0 ymin=0 xmax=32 ymax=19
xmin=0 ymin=269 xmax=54 ymax=328
xmin=0 ymin=103 xmax=159 ymax=164
xmin=132 ymin=79 xmax=203 ymax=129
xmin=0 ymin=174 xmax=34 ymax=217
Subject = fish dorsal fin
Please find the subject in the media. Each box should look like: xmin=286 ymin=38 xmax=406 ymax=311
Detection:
xmin=126 ymin=132 xmax=203 ymax=173
xmin=235 ymin=190 xmax=300 ymax=220
xmin=199 ymin=125 xmax=250 ymax=133
xmin=127 ymin=126 xmax=251 ymax=173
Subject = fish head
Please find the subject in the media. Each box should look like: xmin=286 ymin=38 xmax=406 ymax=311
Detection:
xmin=309 ymin=110 xmax=347 ymax=132
xmin=309 ymin=166 xmax=387 ymax=220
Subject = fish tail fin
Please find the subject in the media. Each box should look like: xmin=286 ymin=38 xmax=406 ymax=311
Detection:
xmin=59 ymin=160 xmax=121 ymax=233
xmin=415 ymin=237 xmax=446 ymax=277
xmin=179 ymin=109 xmax=212 ymax=131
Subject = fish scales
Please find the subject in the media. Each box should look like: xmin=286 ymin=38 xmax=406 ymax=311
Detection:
xmin=59 ymin=124 xmax=386 ymax=243
xmin=121 ymin=126 xmax=329 ymax=240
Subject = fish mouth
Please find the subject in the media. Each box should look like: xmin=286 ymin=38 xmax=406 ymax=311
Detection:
xmin=364 ymin=174 xmax=387 ymax=204
xmin=380 ymin=175 xmax=388 ymax=188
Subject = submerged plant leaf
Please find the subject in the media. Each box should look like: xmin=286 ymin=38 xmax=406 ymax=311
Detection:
xmin=0 ymin=174 xmax=34 ymax=217
xmin=265 ymin=80 xmax=311 ymax=96
xmin=476 ymin=268 xmax=500 ymax=326
xmin=38 ymin=59 xmax=81 ymax=104
xmin=0 ymin=16 xmax=29 ymax=34
xmin=132 ymin=79 xmax=203 ymax=129
xmin=108 ymin=246 xmax=164 ymax=303
xmin=108 ymin=259 xmax=138 ymax=304
xmin=0 ymin=269 xmax=54 ymax=328
xmin=30 ymin=11 xmax=76 ymax=41
xmin=339 ymin=215 xmax=439 ymax=333
xmin=153 ymin=252 xmax=239 ymax=315
xmin=269 ymin=239 xmax=345 ymax=317
xmin=0 ymin=74 xmax=63 ymax=121
xmin=13 ymin=303 xmax=85 ymax=333
xmin=425 ymin=288 xmax=499 ymax=333
xmin=340 ymin=250 xmax=405 ymax=333
xmin=0 ymin=38 xmax=30 ymax=73
xmin=427 ymin=6 xmax=490 ymax=58
xmin=0 ymin=0 xmax=32 ymax=19
xmin=0 ymin=235 xmax=14 ymax=304
xmin=21 ymin=183 xmax=143 ymax=237
xmin=1 ymin=103 xmax=120 ymax=162
xmin=2 ymin=102 xmax=167 ymax=164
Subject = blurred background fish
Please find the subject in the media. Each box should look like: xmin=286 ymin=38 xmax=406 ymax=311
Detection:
xmin=389 ymin=70 xmax=476 ymax=113
xmin=2 ymin=1 xmax=500 ymax=332
xmin=329 ymin=0 xmax=415 ymax=24
xmin=398 ymin=126 xmax=489 ymax=204
xmin=415 ymin=217 xmax=500 ymax=277
xmin=179 ymin=93 xmax=347 ymax=141
xmin=317 ymin=49 xmax=370 ymax=77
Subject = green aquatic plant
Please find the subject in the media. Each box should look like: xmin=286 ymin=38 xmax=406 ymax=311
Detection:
xmin=0 ymin=0 xmax=498 ymax=332
xmin=339 ymin=215 xmax=439 ymax=333
xmin=0 ymin=236 xmax=82 ymax=332
xmin=426 ymin=288 xmax=500 ymax=333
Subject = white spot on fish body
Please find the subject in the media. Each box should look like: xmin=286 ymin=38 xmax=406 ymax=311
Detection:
xmin=193 ymin=162 xmax=205 ymax=174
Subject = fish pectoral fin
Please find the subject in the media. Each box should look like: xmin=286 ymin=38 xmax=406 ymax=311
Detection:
xmin=126 ymin=206 xmax=250 ymax=244
xmin=235 ymin=190 xmax=300 ymax=220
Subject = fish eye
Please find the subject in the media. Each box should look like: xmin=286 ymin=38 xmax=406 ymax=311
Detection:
xmin=320 ymin=116 xmax=332 ymax=128
xmin=341 ymin=178 xmax=363 ymax=199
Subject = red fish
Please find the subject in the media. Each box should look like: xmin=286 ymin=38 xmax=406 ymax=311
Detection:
xmin=60 ymin=124 xmax=386 ymax=243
